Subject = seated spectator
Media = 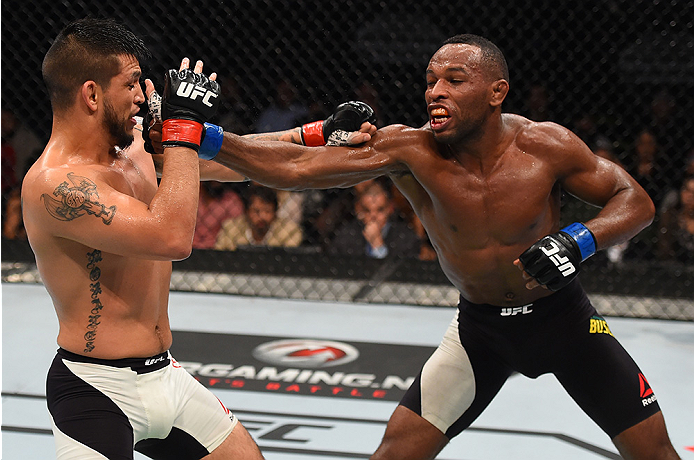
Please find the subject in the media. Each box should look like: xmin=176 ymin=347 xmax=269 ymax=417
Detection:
xmin=329 ymin=180 xmax=420 ymax=259
xmin=656 ymin=175 xmax=694 ymax=263
xmin=193 ymin=181 xmax=244 ymax=249
xmin=302 ymin=180 xmax=379 ymax=248
xmin=389 ymin=183 xmax=437 ymax=261
xmin=2 ymin=185 xmax=25 ymax=240
xmin=622 ymin=128 xmax=674 ymax=209
xmin=215 ymin=184 xmax=302 ymax=251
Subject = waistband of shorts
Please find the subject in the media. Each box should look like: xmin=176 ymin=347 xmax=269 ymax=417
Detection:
xmin=458 ymin=278 xmax=586 ymax=316
xmin=57 ymin=348 xmax=170 ymax=374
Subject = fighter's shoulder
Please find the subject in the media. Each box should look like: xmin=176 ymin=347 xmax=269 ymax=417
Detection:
xmin=511 ymin=115 xmax=583 ymax=156
xmin=23 ymin=163 xmax=106 ymax=203
xmin=372 ymin=124 xmax=434 ymax=148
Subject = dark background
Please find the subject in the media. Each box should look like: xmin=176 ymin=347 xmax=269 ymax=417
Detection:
xmin=2 ymin=0 xmax=692 ymax=316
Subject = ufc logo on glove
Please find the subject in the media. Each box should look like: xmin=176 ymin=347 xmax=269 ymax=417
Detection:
xmin=540 ymin=241 xmax=576 ymax=277
xmin=176 ymin=82 xmax=218 ymax=107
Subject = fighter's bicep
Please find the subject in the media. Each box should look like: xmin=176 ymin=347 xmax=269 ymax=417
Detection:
xmin=561 ymin=156 xmax=632 ymax=208
xmin=32 ymin=171 xmax=163 ymax=255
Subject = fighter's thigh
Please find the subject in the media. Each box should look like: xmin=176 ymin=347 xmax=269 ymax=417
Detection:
xmin=170 ymin=363 xmax=240 ymax=453
xmin=400 ymin=313 xmax=511 ymax=438
xmin=165 ymin=365 xmax=264 ymax=459
xmin=47 ymin=356 xmax=134 ymax=459
xmin=554 ymin=317 xmax=661 ymax=438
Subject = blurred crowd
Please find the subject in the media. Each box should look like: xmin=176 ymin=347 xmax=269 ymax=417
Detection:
xmin=2 ymin=80 xmax=692 ymax=264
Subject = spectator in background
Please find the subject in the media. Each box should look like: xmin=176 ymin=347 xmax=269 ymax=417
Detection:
xmin=2 ymin=110 xmax=42 ymax=239
xmin=254 ymin=79 xmax=309 ymax=133
xmin=1 ymin=108 xmax=44 ymax=184
xmin=2 ymin=186 xmax=25 ymax=240
xmin=329 ymin=179 xmax=420 ymax=259
xmin=639 ymin=89 xmax=690 ymax=196
xmin=246 ymin=180 xmax=305 ymax=229
xmin=193 ymin=181 xmax=244 ymax=249
xmin=2 ymin=155 xmax=39 ymax=241
xmin=660 ymin=149 xmax=694 ymax=214
xmin=390 ymin=185 xmax=437 ymax=261
xmin=622 ymin=128 xmax=673 ymax=209
xmin=302 ymin=187 xmax=357 ymax=247
xmin=253 ymin=79 xmax=308 ymax=226
xmin=656 ymin=175 xmax=694 ymax=263
xmin=1 ymin=135 xmax=19 ymax=226
xmin=215 ymin=184 xmax=302 ymax=251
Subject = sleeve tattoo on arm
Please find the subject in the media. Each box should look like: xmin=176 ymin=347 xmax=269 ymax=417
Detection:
xmin=41 ymin=172 xmax=117 ymax=225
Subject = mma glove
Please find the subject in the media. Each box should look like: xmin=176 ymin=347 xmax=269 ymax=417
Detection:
xmin=161 ymin=68 xmax=221 ymax=152
xmin=142 ymin=87 xmax=223 ymax=159
xmin=301 ymin=101 xmax=376 ymax=146
xmin=518 ymin=223 xmax=597 ymax=291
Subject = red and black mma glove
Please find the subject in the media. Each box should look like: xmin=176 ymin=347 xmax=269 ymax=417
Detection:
xmin=518 ymin=223 xmax=597 ymax=291
xmin=161 ymin=68 xmax=221 ymax=152
xmin=301 ymin=101 xmax=376 ymax=146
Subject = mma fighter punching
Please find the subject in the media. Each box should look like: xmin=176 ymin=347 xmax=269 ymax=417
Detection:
xmin=156 ymin=34 xmax=680 ymax=460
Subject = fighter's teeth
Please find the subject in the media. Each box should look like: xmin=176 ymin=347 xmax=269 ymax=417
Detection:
xmin=431 ymin=108 xmax=448 ymax=116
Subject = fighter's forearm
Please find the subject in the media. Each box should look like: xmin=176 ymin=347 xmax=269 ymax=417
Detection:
xmin=243 ymin=127 xmax=304 ymax=144
xmin=213 ymin=131 xmax=388 ymax=191
xmin=213 ymin=132 xmax=309 ymax=189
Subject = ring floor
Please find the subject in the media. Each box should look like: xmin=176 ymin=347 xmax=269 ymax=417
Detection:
xmin=2 ymin=282 xmax=693 ymax=459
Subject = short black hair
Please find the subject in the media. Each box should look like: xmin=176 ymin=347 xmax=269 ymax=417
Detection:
xmin=442 ymin=34 xmax=509 ymax=83
xmin=243 ymin=185 xmax=279 ymax=211
xmin=42 ymin=18 xmax=150 ymax=111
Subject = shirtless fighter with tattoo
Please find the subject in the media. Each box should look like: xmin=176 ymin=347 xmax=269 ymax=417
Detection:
xmin=22 ymin=18 xmax=376 ymax=459
xmin=21 ymin=18 xmax=266 ymax=459
xmin=175 ymin=34 xmax=680 ymax=460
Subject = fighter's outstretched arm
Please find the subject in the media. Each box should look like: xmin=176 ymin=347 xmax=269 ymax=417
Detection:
xmin=144 ymin=88 xmax=377 ymax=182
xmin=211 ymin=124 xmax=414 ymax=190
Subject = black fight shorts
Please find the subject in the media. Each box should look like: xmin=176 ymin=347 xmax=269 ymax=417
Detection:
xmin=400 ymin=279 xmax=661 ymax=439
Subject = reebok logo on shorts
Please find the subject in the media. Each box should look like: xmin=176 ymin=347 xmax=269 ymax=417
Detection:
xmin=589 ymin=316 xmax=614 ymax=337
xmin=639 ymin=373 xmax=657 ymax=406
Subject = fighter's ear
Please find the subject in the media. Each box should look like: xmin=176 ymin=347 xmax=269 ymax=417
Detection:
xmin=81 ymin=81 xmax=99 ymax=112
xmin=490 ymin=79 xmax=509 ymax=107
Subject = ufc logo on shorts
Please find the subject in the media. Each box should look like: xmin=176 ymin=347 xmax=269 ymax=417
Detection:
xmin=501 ymin=304 xmax=533 ymax=316
xmin=541 ymin=241 xmax=576 ymax=277
xmin=176 ymin=82 xmax=218 ymax=107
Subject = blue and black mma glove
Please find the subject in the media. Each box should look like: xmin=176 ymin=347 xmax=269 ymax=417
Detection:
xmin=301 ymin=101 xmax=376 ymax=146
xmin=161 ymin=67 xmax=221 ymax=153
xmin=518 ymin=222 xmax=597 ymax=291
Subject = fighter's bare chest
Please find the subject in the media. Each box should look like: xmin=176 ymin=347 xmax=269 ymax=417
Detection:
xmin=419 ymin=159 xmax=557 ymax=242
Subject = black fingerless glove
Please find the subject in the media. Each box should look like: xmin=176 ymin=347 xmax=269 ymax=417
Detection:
xmin=301 ymin=101 xmax=376 ymax=146
xmin=161 ymin=68 xmax=221 ymax=151
xmin=518 ymin=223 xmax=597 ymax=291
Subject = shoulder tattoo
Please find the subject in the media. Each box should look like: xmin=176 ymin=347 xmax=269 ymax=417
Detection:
xmin=41 ymin=172 xmax=116 ymax=225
